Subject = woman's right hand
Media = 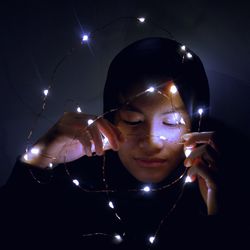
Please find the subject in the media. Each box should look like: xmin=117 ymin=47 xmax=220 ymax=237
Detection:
xmin=22 ymin=112 xmax=124 ymax=169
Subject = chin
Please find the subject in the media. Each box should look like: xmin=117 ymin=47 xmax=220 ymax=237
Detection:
xmin=134 ymin=172 xmax=170 ymax=184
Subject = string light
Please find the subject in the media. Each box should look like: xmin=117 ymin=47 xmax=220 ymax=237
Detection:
xmin=146 ymin=86 xmax=155 ymax=92
xmin=23 ymin=153 xmax=29 ymax=161
xmin=73 ymin=179 xmax=80 ymax=186
xmin=198 ymin=108 xmax=204 ymax=115
xmin=184 ymin=146 xmax=193 ymax=157
xmin=87 ymin=119 xmax=94 ymax=125
xmin=30 ymin=147 xmax=40 ymax=155
xmin=181 ymin=45 xmax=186 ymax=51
xmin=113 ymin=234 xmax=123 ymax=243
xmin=108 ymin=201 xmax=115 ymax=209
xmin=82 ymin=34 xmax=89 ymax=42
xmin=170 ymin=84 xmax=178 ymax=94
xmin=43 ymin=89 xmax=49 ymax=96
xmin=138 ymin=17 xmax=145 ymax=23
xmin=22 ymin=16 xmax=209 ymax=248
xmin=77 ymin=106 xmax=82 ymax=113
xmin=185 ymin=176 xmax=192 ymax=183
xmin=187 ymin=52 xmax=193 ymax=59
xmin=149 ymin=236 xmax=155 ymax=244
xmin=142 ymin=186 xmax=151 ymax=192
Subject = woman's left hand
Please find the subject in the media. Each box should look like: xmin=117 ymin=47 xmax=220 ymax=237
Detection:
xmin=183 ymin=132 xmax=220 ymax=215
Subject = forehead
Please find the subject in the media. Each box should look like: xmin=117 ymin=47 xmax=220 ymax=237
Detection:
xmin=122 ymin=82 xmax=187 ymax=114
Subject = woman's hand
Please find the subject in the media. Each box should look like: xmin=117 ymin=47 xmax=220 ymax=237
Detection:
xmin=22 ymin=112 xmax=124 ymax=169
xmin=183 ymin=132 xmax=220 ymax=215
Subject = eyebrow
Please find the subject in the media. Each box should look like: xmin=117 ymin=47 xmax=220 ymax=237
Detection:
xmin=122 ymin=104 xmax=185 ymax=115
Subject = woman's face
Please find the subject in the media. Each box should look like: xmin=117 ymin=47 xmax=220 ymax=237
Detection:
xmin=115 ymin=82 xmax=191 ymax=183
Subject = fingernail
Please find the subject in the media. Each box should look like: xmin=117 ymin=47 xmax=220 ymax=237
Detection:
xmin=184 ymin=158 xmax=192 ymax=167
xmin=182 ymin=133 xmax=192 ymax=141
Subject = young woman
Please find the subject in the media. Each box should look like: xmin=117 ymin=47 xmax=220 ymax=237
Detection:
xmin=1 ymin=37 xmax=247 ymax=249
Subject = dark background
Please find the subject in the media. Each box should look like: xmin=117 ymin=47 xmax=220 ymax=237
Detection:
xmin=1 ymin=0 xmax=250 ymax=187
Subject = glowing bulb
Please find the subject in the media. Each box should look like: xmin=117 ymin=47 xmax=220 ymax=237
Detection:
xmin=187 ymin=52 xmax=193 ymax=58
xmin=198 ymin=108 xmax=204 ymax=115
xmin=184 ymin=148 xmax=192 ymax=157
xmin=73 ymin=179 xmax=79 ymax=186
xmin=48 ymin=163 xmax=53 ymax=168
xmin=185 ymin=176 xmax=192 ymax=183
xmin=160 ymin=135 xmax=166 ymax=140
xmin=181 ymin=45 xmax=186 ymax=51
xmin=149 ymin=236 xmax=155 ymax=244
xmin=180 ymin=117 xmax=186 ymax=125
xmin=108 ymin=201 xmax=114 ymax=209
xmin=143 ymin=186 xmax=151 ymax=192
xmin=138 ymin=17 xmax=145 ymax=23
xmin=30 ymin=147 xmax=40 ymax=155
xmin=87 ymin=119 xmax=94 ymax=125
xmin=170 ymin=85 xmax=178 ymax=94
xmin=43 ymin=89 xmax=49 ymax=96
xmin=77 ymin=106 xmax=82 ymax=113
xmin=146 ymin=87 xmax=155 ymax=93
xmin=23 ymin=153 xmax=28 ymax=161
xmin=82 ymin=34 xmax=89 ymax=42
xmin=114 ymin=234 xmax=123 ymax=243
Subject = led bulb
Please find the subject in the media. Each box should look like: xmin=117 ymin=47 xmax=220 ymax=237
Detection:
xmin=77 ymin=106 xmax=82 ymax=113
xmin=187 ymin=52 xmax=193 ymax=58
xmin=198 ymin=108 xmax=204 ymax=115
xmin=48 ymin=163 xmax=53 ymax=168
xmin=143 ymin=186 xmax=151 ymax=192
xmin=180 ymin=117 xmax=186 ymax=125
xmin=82 ymin=34 xmax=89 ymax=42
xmin=170 ymin=85 xmax=178 ymax=94
xmin=160 ymin=135 xmax=166 ymax=140
xmin=185 ymin=176 xmax=192 ymax=183
xmin=87 ymin=119 xmax=94 ymax=125
xmin=43 ymin=89 xmax=49 ymax=96
xmin=149 ymin=236 xmax=155 ymax=244
xmin=114 ymin=234 xmax=123 ymax=243
xmin=30 ymin=147 xmax=40 ymax=155
xmin=108 ymin=201 xmax=114 ymax=209
xmin=181 ymin=45 xmax=186 ymax=51
xmin=73 ymin=179 xmax=79 ymax=186
xmin=184 ymin=148 xmax=192 ymax=157
xmin=138 ymin=17 xmax=145 ymax=23
xmin=23 ymin=153 xmax=29 ymax=161
xmin=146 ymin=87 xmax=155 ymax=93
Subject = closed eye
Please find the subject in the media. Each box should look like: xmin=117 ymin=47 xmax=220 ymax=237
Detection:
xmin=123 ymin=120 xmax=142 ymax=125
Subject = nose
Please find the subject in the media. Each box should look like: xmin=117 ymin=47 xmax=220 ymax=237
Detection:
xmin=138 ymin=124 xmax=164 ymax=152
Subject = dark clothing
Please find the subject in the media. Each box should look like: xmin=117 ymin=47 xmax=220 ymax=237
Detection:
xmin=1 ymin=126 xmax=249 ymax=249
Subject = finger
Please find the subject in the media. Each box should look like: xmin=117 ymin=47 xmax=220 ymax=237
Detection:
xmin=88 ymin=124 xmax=104 ymax=156
xmin=187 ymin=159 xmax=218 ymax=190
xmin=96 ymin=118 xmax=121 ymax=151
xmin=76 ymin=130 xmax=93 ymax=157
xmin=182 ymin=131 xmax=215 ymax=146
xmin=185 ymin=144 xmax=219 ymax=165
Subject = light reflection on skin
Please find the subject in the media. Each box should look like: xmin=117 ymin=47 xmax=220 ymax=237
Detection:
xmin=115 ymin=82 xmax=191 ymax=183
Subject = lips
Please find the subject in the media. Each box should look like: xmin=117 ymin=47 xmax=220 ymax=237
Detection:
xmin=134 ymin=157 xmax=167 ymax=168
